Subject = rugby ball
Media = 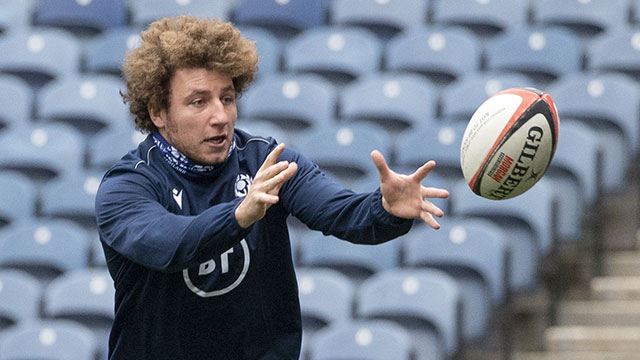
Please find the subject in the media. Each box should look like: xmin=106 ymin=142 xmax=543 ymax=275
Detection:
xmin=460 ymin=87 xmax=559 ymax=200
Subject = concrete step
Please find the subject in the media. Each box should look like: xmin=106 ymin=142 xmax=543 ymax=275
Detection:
xmin=591 ymin=276 xmax=640 ymax=300
xmin=557 ymin=300 xmax=640 ymax=326
xmin=545 ymin=326 xmax=640 ymax=352
xmin=514 ymin=351 xmax=640 ymax=360
xmin=603 ymin=251 xmax=640 ymax=276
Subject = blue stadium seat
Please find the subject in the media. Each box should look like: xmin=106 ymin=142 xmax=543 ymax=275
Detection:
xmin=547 ymin=72 xmax=639 ymax=193
xmin=43 ymin=268 xmax=114 ymax=349
xmin=0 ymin=219 xmax=91 ymax=280
xmin=296 ymin=123 xmax=391 ymax=188
xmin=235 ymin=119 xmax=293 ymax=149
xmin=0 ymin=269 xmax=41 ymax=328
xmin=232 ymin=0 xmax=326 ymax=38
xmin=309 ymin=320 xmax=414 ymax=360
xmin=33 ymin=0 xmax=128 ymax=34
xmin=91 ymin=234 xmax=106 ymax=267
xmin=588 ymin=28 xmax=640 ymax=78
xmin=236 ymin=26 xmax=282 ymax=77
xmin=403 ymin=219 xmax=509 ymax=341
xmin=0 ymin=75 xmax=32 ymax=130
xmin=0 ymin=124 xmax=84 ymax=181
xmin=432 ymin=0 xmax=529 ymax=36
xmin=86 ymin=27 xmax=141 ymax=75
xmin=546 ymin=121 xmax=602 ymax=241
xmin=40 ymin=170 xmax=104 ymax=228
xmin=356 ymin=268 xmax=461 ymax=360
xmin=0 ymin=29 xmax=81 ymax=88
xmin=284 ymin=26 xmax=382 ymax=84
xmin=296 ymin=268 xmax=354 ymax=330
xmin=240 ymin=73 xmax=336 ymax=131
xmin=633 ymin=0 xmax=640 ymax=23
xmin=486 ymin=27 xmax=583 ymax=85
xmin=88 ymin=127 xmax=146 ymax=171
xmin=339 ymin=72 xmax=437 ymax=131
xmin=0 ymin=319 xmax=97 ymax=360
xmin=0 ymin=0 xmax=34 ymax=33
xmin=385 ymin=27 xmax=481 ymax=84
xmin=298 ymin=232 xmax=400 ymax=282
xmin=131 ymin=0 xmax=231 ymax=26
xmin=0 ymin=172 xmax=36 ymax=226
xmin=37 ymin=75 xmax=129 ymax=134
xmin=440 ymin=72 xmax=534 ymax=122
xmin=450 ymin=179 xmax=556 ymax=292
xmin=330 ymin=0 xmax=428 ymax=39
xmin=532 ymin=0 xmax=628 ymax=37
xmin=396 ymin=122 xmax=467 ymax=180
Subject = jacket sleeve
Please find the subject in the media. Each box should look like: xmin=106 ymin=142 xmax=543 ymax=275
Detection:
xmin=279 ymin=148 xmax=413 ymax=244
xmin=95 ymin=170 xmax=250 ymax=273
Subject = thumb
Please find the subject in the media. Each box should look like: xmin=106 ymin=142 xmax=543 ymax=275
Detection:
xmin=371 ymin=150 xmax=391 ymax=182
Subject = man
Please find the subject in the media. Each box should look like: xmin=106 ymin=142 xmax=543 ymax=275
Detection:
xmin=95 ymin=16 xmax=449 ymax=359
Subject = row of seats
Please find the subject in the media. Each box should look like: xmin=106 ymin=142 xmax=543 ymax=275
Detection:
xmin=5 ymin=23 xmax=640 ymax=89
xmin=4 ymin=0 xmax=640 ymax=39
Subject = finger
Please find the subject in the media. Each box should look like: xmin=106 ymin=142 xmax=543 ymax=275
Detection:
xmin=421 ymin=200 xmax=444 ymax=218
xmin=371 ymin=150 xmax=392 ymax=182
xmin=411 ymin=160 xmax=436 ymax=182
xmin=254 ymin=192 xmax=280 ymax=205
xmin=258 ymin=143 xmax=286 ymax=172
xmin=421 ymin=187 xmax=450 ymax=199
xmin=264 ymin=162 xmax=299 ymax=194
xmin=420 ymin=212 xmax=441 ymax=229
xmin=256 ymin=160 xmax=290 ymax=181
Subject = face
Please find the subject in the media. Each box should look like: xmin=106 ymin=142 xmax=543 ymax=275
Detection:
xmin=150 ymin=68 xmax=237 ymax=165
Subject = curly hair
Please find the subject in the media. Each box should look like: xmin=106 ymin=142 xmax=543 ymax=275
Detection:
xmin=121 ymin=16 xmax=259 ymax=133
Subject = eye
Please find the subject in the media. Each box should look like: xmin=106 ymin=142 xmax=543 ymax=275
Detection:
xmin=222 ymin=95 xmax=236 ymax=105
xmin=191 ymin=98 xmax=204 ymax=106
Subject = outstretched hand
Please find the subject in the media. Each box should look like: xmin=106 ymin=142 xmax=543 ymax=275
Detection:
xmin=371 ymin=150 xmax=449 ymax=229
xmin=235 ymin=143 xmax=298 ymax=228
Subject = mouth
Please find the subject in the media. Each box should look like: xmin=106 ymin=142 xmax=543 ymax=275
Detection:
xmin=204 ymin=135 xmax=227 ymax=148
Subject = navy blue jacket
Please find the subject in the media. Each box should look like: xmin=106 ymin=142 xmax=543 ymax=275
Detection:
xmin=95 ymin=129 xmax=412 ymax=359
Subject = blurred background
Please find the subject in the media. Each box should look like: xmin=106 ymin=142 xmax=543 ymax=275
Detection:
xmin=0 ymin=0 xmax=639 ymax=359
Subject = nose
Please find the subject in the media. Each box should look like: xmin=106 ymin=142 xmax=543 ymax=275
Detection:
xmin=208 ymin=99 xmax=230 ymax=126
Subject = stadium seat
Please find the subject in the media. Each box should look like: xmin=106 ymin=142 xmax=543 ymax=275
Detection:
xmin=240 ymin=73 xmax=336 ymax=131
xmin=440 ymin=72 xmax=534 ymax=122
xmin=37 ymin=75 xmax=129 ymax=134
xmin=547 ymin=72 xmax=639 ymax=193
xmin=588 ymin=28 xmax=640 ymax=78
xmin=296 ymin=268 xmax=354 ymax=330
xmin=546 ymin=121 xmax=602 ymax=242
xmin=0 ymin=0 xmax=34 ymax=33
xmin=339 ymin=72 xmax=437 ymax=131
xmin=0 ymin=319 xmax=97 ymax=360
xmin=0 ymin=171 xmax=36 ymax=226
xmin=385 ymin=27 xmax=481 ymax=84
xmin=403 ymin=219 xmax=509 ymax=341
xmin=236 ymin=26 xmax=282 ymax=77
xmin=0 ymin=123 xmax=84 ymax=181
xmin=43 ymin=268 xmax=114 ymax=347
xmin=486 ymin=27 xmax=583 ymax=85
xmin=395 ymin=122 xmax=468 ymax=180
xmin=131 ymin=0 xmax=231 ymax=26
xmin=633 ymin=0 xmax=640 ymax=23
xmin=296 ymin=123 xmax=391 ymax=187
xmin=40 ymin=170 xmax=104 ymax=228
xmin=33 ymin=0 xmax=128 ymax=34
xmin=431 ymin=0 xmax=529 ymax=36
xmin=0 ymin=29 xmax=81 ymax=88
xmin=532 ymin=0 xmax=628 ymax=37
xmin=0 ymin=269 xmax=41 ymax=328
xmin=298 ymin=232 xmax=400 ymax=282
xmin=450 ymin=179 xmax=556 ymax=292
xmin=232 ymin=0 xmax=326 ymax=38
xmin=0 ymin=219 xmax=91 ymax=280
xmin=284 ymin=26 xmax=382 ymax=84
xmin=0 ymin=75 xmax=32 ymax=131
xmin=91 ymin=234 xmax=106 ymax=267
xmin=330 ymin=0 xmax=427 ymax=39
xmin=309 ymin=320 xmax=414 ymax=360
xmin=356 ymin=268 xmax=461 ymax=360
xmin=88 ymin=127 xmax=146 ymax=171
xmin=86 ymin=27 xmax=141 ymax=75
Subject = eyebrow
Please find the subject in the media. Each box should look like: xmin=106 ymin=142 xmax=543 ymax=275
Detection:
xmin=185 ymin=85 xmax=235 ymax=98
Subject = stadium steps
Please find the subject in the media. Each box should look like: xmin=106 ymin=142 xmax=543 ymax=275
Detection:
xmin=543 ymin=326 xmax=640 ymax=352
xmin=602 ymin=251 xmax=640 ymax=276
xmin=556 ymin=300 xmax=640 ymax=326
xmin=512 ymin=350 xmax=640 ymax=360
xmin=591 ymin=275 xmax=640 ymax=300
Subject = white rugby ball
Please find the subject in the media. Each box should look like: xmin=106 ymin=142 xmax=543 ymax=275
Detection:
xmin=460 ymin=87 xmax=559 ymax=200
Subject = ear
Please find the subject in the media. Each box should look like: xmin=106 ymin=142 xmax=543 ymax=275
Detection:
xmin=148 ymin=104 xmax=167 ymax=130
